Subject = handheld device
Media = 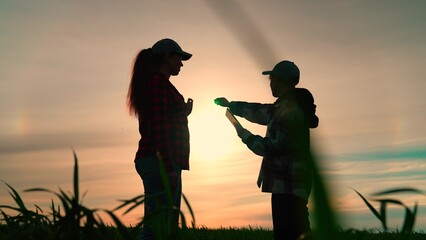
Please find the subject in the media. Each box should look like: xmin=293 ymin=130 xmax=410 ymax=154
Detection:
xmin=226 ymin=108 xmax=242 ymax=130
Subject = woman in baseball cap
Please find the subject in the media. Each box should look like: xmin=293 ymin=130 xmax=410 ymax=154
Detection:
xmin=127 ymin=38 xmax=193 ymax=239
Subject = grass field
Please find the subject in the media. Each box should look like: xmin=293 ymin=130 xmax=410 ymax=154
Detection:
xmin=1 ymin=151 xmax=425 ymax=240
xmin=1 ymin=225 xmax=426 ymax=240
xmin=179 ymin=227 xmax=425 ymax=240
xmin=195 ymin=228 xmax=426 ymax=240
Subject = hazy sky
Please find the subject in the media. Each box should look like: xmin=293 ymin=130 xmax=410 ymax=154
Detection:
xmin=1 ymin=0 xmax=426 ymax=230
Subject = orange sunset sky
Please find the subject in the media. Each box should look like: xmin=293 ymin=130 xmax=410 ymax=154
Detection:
xmin=1 ymin=0 xmax=426 ymax=231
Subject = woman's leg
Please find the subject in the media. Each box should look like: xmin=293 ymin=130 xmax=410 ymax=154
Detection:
xmin=271 ymin=193 xmax=311 ymax=240
xmin=135 ymin=156 xmax=165 ymax=240
xmin=172 ymin=168 xmax=182 ymax=236
xmin=135 ymin=156 xmax=183 ymax=240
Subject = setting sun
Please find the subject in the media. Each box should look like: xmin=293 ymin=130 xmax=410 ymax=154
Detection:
xmin=189 ymin=105 xmax=241 ymax=161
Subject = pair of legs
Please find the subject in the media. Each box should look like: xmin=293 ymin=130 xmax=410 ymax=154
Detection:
xmin=135 ymin=156 xmax=182 ymax=240
xmin=271 ymin=194 xmax=311 ymax=240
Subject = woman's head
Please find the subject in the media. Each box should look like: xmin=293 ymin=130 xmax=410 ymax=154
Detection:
xmin=152 ymin=39 xmax=192 ymax=77
xmin=159 ymin=51 xmax=184 ymax=77
xmin=127 ymin=39 xmax=192 ymax=116
xmin=151 ymin=38 xmax=192 ymax=61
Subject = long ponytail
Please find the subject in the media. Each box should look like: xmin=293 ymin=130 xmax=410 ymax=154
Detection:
xmin=127 ymin=48 xmax=164 ymax=116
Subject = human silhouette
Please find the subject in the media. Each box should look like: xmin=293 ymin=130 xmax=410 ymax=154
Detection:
xmin=127 ymin=38 xmax=193 ymax=240
xmin=215 ymin=60 xmax=318 ymax=240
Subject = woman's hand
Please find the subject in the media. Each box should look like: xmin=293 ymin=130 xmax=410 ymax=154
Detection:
xmin=186 ymin=98 xmax=193 ymax=116
xmin=214 ymin=97 xmax=230 ymax=107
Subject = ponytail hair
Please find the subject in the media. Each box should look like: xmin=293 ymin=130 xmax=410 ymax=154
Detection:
xmin=127 ymin=48 xmax=165 ymax=116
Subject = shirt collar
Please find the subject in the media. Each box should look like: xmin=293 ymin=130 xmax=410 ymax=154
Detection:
xmin=274 ymin=88 xmax=296 ymax=105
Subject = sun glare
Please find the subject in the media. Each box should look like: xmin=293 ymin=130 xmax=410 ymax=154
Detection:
xmin=189 ymin=105 xmax=240 ymax=161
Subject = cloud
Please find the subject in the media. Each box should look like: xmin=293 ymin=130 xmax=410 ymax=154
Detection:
xmin=342 ymin=147 xmax=426 ymax=161
xmin=0 ymin=131 xmax=133 ymax=155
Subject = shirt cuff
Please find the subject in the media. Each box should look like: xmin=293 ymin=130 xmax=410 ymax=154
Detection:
xmin=239 ymin=128 xmax=252 ymax=143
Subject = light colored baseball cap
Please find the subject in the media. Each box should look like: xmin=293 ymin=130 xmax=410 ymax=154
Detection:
xmin=262 ymin=60 xmax=300 ymax=84
xmin=152 ymin=38 xmax=192 ymax=61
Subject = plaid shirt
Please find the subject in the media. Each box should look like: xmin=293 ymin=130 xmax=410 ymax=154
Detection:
xmin=135 ymin=72 xmax=190 ymax=174
xmin=229 ymin=90 xmax=313 ymax=200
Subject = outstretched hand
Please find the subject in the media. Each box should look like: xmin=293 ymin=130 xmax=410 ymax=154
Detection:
xmin=214 ymin=97 xmax=230 ymax=107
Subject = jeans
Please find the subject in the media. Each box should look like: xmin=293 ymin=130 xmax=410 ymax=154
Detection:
xmin=135 ymin=156 xmax=182 ymax=240
xmin=271 ymin=194 xmax=311 ymax=240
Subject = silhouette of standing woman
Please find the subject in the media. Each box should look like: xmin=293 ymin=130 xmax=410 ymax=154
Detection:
xmin=127 ymin=38 xmax=193 ymax=240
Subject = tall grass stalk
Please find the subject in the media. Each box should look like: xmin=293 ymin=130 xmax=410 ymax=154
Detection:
xmin=23 ymin=150 xmax=112 ymax=239
xmin=0 ymin=150 xmax=195 ymax=240
xmin=306 ymin=150 xmax=338 ymax=239
xmin=0 ymin=182 xmax=50 ymax=226
xmin=354 ymin=188 xmax=424 ymax=234
xmin=113 ymin=151 xmax=195 ymax=239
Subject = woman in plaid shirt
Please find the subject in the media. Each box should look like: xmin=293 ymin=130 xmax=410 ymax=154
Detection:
xmin=127 ymin=38 xmax=193 ymax=240
xmin=215 ymin=61 xmax=319 ymax=240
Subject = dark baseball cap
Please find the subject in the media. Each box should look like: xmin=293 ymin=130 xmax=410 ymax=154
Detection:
xmin=152 ymin=38 xmax=192 ymax=61
xmin=262 ymin=60 xmax=300 ymax=84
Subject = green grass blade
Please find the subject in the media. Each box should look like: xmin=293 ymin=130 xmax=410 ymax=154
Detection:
xmin=372 ymin=188 xmax=424 ymax=196
xmin=179 ymin=210 xmax=188 ymax=229
xmin=34 ymin=204 xmax=43 ymax=214
xmin=142 ymin=206 xmax=176 ymax=239
xmin=3 ymin=182 xmax=28 ymax=212
xmin=26 ymin=187 xmax=73 ymax=216
xmin=104 ymin=210 xmax=131 ymax=239
xmin=113 ymin=194 xmax=145 ymax=211
xmin=0 ymin=210 xmax=13 ymax=225
xmin=156 ymin=152 xmax=173 ymax=207
xmin=308 ymin=152 xmax=337 ymax=238
xmin=50 ymin=199 xmax=58 ymax=224
xmin=373 ymin=198 xmax=404 ymax=205
xmin=0 ymin=205 xmax=26 ymax=212
xmin=402 ymin=202 xmax=417 ymax=234
xmin=59 ymin=188 xmax=72 ymax=202
xmin=72 ymin=149 xmax=79 ymax=207
xmin=379 ymin=201 xmax=387 ymax=231
xmin=56 ymin=188 xmax=74 ymax=215
xmin=112 ymin=194 xmax=146 ymax=215
xmin=372 ymin=198 xmax=418 ymax=233
xmin=81 ymin=189 xmax=89 ymax=204
xmin=353 ymin=189 xmax=383 ymax=225
xmin=122 ymin=198 xmax=145 ymax=215
xmin=182 ymin=193 xmax=196 ymax=228
xmin=25 ymin=187 xmax=55 ymax=193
